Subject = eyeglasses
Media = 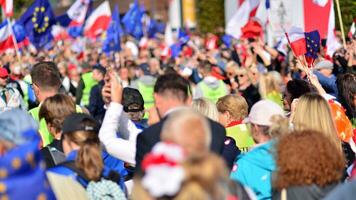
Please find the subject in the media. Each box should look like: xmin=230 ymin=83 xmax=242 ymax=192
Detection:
xmin=237 ymin=74 xmax=245 ymax=78
xmin=0 ymin=76 xmax=8 ymax=80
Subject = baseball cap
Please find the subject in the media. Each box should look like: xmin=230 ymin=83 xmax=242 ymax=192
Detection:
xmin=62 ymin=113 xmax=99 ymax=134
xmin=93 ymin=64 xmax=106 ymax=74
xmin=0 ymin=68 xmax=9 ymax=78
xmin=243 ymin=100 xmax=285 ymax=126
xmin=314 ymin=60 xmax=333 ymax=70
xmin=122 ymin=88 xmax=144 ymax=112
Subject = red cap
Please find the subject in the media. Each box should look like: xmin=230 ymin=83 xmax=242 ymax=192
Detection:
xmin=0 ymin=68 xmax=9 ymax=78
xmin=211 ymin=66 xmax=226 ymax=80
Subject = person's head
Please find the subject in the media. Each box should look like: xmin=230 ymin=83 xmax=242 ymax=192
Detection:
xmin=39 ymin=94 xmax=76 ymax=139
xmin=122 ymin=87 xmax=145 ymax=122
xmin=336 ymin=73 xmax=356 ymax=112
xmin=259 ymin=71 xmax=282 ymax=99
xmin=248 ymin=66 xmax=259 ymax=85
xmin=61 ymin=113 xmax=102 ymax=181
xmin=153 ymin=73 xmax=192 ymax=117
xmin=57 ymin=61 xmax=68 ymax=77
xmin=225 ymin=62 xmax=238 ymax=79
xmin=245 ymin=100 xmax=287 ymax=144
xmin=283 ymin=79 xmax=315 ymax=112
xmin=149 ymin=58 xmax=160 ymax=75
xmin=92 ymin=64 xmax=106 ymax=82
xmin=314 ymin=60 xmax=333 ymax=77
xmin=216 ymin=95 xmax=248 ymax=127
xmin=0 ymin=109 xmax=38 ymax=155
xmin=273 ymin=129 xmax=345 ymax=190
xmin=197 ymin=60 xmax=213 ymax=77
xmin=235 ymin=67 xmax=250 ymax=87
xmin=161 ymin=109 xmax=211 ymax=156
xmin=292 ymin=93 xmax=341 ymax=152
xmin=192 ymin=98 xmax=219 ymax=122
xmin=31 ymin=61 xmax=61 ymax=102
xmin=0 ymin=68 xmax=9 ymax=87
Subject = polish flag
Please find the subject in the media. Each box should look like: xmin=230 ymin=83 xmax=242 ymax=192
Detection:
xmin=0 ymin=21 xmax=15 ymax=53
xmin=51 ymin=25 xmax=70 ymax=41
xmin=0 ymin=0 xmax=13 ymax=17
xmin=285 ymin=27 xmax=307 ymax=57
xmin=349 ymin=19 xmax=356 ymax=38
xmin=226 ymin=0 xmax=260 ymax=39
xmin=84 ymin=1 xmax=111 ymax=39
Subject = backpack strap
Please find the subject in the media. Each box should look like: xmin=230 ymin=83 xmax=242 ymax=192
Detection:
xmin=59 ymin=161 xmax=90 ymax=182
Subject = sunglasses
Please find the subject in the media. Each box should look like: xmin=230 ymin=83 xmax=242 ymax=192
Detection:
xmin=237 ymin=74 xmax=246 ymax=78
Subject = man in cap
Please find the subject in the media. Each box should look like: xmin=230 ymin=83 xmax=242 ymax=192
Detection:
xmin=230 ymin=100 xmax=285 ymax=200
xmin=88 ymin=64 xmax=107 ymax=123
xmin=122 ymin=87 xmax=147 ymax=129
xmin=313 ymin=60 xmax=338 ymax=97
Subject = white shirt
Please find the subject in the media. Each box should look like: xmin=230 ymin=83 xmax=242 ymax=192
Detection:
xmin=99 ymin=102 xmax=141 ymax=165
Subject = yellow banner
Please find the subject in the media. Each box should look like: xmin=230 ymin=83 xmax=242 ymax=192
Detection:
xmin=182 ymin=0 xmax=196 ymax=28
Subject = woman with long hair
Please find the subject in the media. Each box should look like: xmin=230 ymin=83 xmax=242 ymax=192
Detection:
xmin=259 ymin=71 xmax=283 ymax=107
xmin=273 ymin=130 xmax=345 ymax=200
xmin=291 ymin=93 xmax=342 ymax=153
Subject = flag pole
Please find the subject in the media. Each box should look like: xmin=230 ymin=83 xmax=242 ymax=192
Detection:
xmin=6 ymin=18 xmax=22 ymax=64
xmin=335 ymin=0 xmax=346 ymax=48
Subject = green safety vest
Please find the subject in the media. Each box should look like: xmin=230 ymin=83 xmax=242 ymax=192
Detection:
xmin=29 ymin=105 xmax=83 ymax=147
xmin=137 ymin=81 xmax=154 ymax=119
xmin=266 ymin=91 xmax=283 ymax=107
xmin=199 ymin=80 xmax=227 ymax=103
xmin=81 ymin=72 xmax=98 ymax=106
xmin=226 ymin=124 xmax=255 ymax=153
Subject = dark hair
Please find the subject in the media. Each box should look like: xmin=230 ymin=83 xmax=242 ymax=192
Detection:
xmin=336 ymin=73 xmax=356 ymax=118
xmin=31 ymin=61 xmax=61 ymax=91
xmin=286 ymin=79 xmax=315 ymax=102
xmin=154 ymin=73 xmax=191 ymax=102
xmin=39 ymin=94 xmax=76 ymax=134
xmin=198 ymin=60 xmax=213 ymax=74
xmin=274 ymin=130 xmax=344 ymax=190
xmin=64 ymin=118 xmax=103 ymax=181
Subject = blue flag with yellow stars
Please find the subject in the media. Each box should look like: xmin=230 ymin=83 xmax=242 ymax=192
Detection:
xmin=102 ymin=4 xmax=122 ymax=54
xmin=304 ymin=30 xmax=320 ymax=59
xmin=18 ymin=0 xmax=56 ymax=49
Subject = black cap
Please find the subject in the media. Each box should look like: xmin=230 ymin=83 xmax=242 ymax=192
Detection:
xmin=62 ymin=113 xmax=99 ymax=134
xmin=93 ymin=64 xmax=107 ymax=74
xmin=122 ymin=88 xmax=144 ymax=112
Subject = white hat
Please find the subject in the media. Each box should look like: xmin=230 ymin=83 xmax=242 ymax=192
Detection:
xmin=314 ymin=60 xmax=333 ymax=70
xmin=243 ymin=100 xmax=285 ymax=126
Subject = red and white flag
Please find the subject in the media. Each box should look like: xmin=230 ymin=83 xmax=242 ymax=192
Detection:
xmin=0 ymin=0 xmax=13 ymax=17
xmin=285 ymin=27 xmax=307 ymax=57
xmin=0 ymin=21 xmax=15 ymax=53
xmin=226 ymin=0 xmax=260 ymax=39
xmin=348 ymin=18 xmax=356 ymax=38
xmin=84 ymin=1 xmax=111 ymax=39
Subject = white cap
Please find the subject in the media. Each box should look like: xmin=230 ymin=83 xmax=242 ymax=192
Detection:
xmin=314 ymin=60 xmax=333 ymax=70
xmin=243 ymin=100 xmax=285 ymax=126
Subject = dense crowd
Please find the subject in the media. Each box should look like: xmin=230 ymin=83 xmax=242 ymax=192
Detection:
xmin=0 ymin=30 xmax=355 ymax=200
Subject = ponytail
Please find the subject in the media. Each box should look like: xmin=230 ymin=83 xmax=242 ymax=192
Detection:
xmin=268 ymin=114 xmax=290 ymax=138
xmin=75 ymin=137 xmax=103 ymax=181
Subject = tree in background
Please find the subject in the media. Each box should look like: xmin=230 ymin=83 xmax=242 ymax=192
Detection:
xmin=336 ymin=0 xmax=356 ymax=37
xmin=196 ymin=0 xmax=225 ymax=34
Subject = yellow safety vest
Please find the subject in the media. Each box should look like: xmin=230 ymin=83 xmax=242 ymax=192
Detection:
xmin=199 ymin=80 xmax=227 ymax=103
xmin=226 ymin=123 xmax=255 ymax=153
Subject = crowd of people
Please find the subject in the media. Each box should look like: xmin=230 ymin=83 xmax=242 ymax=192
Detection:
xmin=0 ymin=27 xmax=355 ymax=200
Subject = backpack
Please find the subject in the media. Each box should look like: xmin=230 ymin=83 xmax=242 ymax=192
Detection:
xmin=60 ymin=161 xmax=127 ymax=200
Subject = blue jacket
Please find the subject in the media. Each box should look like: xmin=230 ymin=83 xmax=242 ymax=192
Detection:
xmin=230 ymin=140 xmax=276 ymax=200
xmin=313 ymin=71 xmax=338 ymax=97
xmin=48 ymin=150 xmax=126 ymax=190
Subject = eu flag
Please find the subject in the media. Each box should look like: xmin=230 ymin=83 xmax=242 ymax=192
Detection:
xmin=18 ymin=0 xmax=56 ymax=49
xmin=304 ymin=30 xmax=320 ymax=59
xmin=178 ymin=28 xmax=190 ymax=45
xmin=103 ymin=4 xmax=122 ymax=54
xmin=222 ymin=34 xmax=233 ymax=48
xmin=122 ymin=0 xmax=143 ymax=40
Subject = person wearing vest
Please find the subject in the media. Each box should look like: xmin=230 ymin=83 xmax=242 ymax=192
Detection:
xmin=216 ymin=94 xmax=255 ymax=153
xmin=88 ymin=64 xmax=107 ymax=123
xmin=194 ymin=60 xmax=228 ymax=103
xmin=29 ymin=62 xmax=63 ymax=147
xmin=130 ymin=63 xmax=156 ymax=119
xmin=75 ymin=63 xmax=98 ymax=107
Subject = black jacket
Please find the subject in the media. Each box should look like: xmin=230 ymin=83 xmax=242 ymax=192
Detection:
xmin=135 ymin=116 xmax=226 ymax=173
xmin=88 ymin=80 xmax=106 ymax=123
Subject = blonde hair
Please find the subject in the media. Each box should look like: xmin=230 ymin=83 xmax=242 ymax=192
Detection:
xmin=192 ymin=98 xmax=219 ymax=121
xmin=216 ymin=94 xmax=248 ymax=120
xmin=292 ymin=93 xmax=342 ymax=152
xmin=161 ymin=109 xmax=211 ymax=156
xmin=259 ymin=72 xmax=282 ymax=98
xmin=225 ymin=62 xmax=239 ymax=74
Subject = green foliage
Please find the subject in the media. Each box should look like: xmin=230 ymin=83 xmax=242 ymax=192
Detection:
xmin=336 ymin=0 xmax=356 ymax=37
xmin=13 ymin=0 xmax=34 ymax=19
xmin=196 ymin=0 xmax=225 ymax=34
